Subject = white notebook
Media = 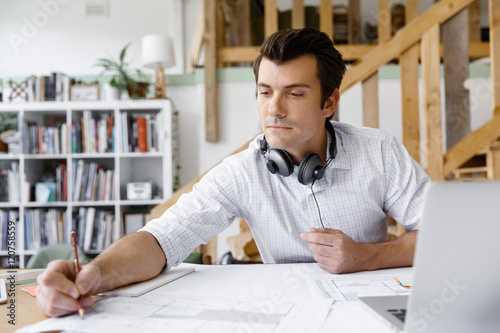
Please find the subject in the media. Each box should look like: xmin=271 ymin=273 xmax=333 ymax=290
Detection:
xmin=101 ymin=267 xmax=195 ymax=297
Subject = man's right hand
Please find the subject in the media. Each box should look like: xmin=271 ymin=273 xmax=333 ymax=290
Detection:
xmin=36 ymin=260 xmax=100 ymax=317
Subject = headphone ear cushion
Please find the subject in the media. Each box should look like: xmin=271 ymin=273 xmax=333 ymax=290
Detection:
xmin=298 ymin=153 xmax=323 ymax=185
xmin=267 ymin=148 xmax=294 ymax=177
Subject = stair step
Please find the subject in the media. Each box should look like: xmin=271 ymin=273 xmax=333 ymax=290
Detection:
xmin=453 ymin=166 xmax=489 ymax=174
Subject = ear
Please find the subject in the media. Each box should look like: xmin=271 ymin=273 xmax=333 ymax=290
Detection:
xmin=322 ymin=89 xmax=340 ymax=118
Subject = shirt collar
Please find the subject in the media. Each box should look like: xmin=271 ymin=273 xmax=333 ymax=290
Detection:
xmin=326 ymin=127 xmax=351 ymax=171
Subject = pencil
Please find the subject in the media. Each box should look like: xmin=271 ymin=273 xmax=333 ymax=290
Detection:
xmin=71 ymin=231 xmax=85 ymax=319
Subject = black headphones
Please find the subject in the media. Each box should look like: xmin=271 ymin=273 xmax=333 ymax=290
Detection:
xmin=259 ymin=120 xmax=337 ymax=185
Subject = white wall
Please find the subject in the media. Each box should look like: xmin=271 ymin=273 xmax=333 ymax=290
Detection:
xmin=0 ymin=0 xmax=184 ymax=76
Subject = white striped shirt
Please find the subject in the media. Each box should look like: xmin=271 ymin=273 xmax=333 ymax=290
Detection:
xmin=142 ymin=121 xmax=430 ymax=269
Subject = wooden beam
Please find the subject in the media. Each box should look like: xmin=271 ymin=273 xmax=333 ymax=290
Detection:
xmin=204 ymin=0 xmax=218 ymax=142
xmin=490 ymin=0 xmax=500 ymax=178
xmin=400 ymin=0 xmax=420 ymax=163
xmin=443 ymin=8 xmax=470 ymax=150
xmin=492 ymin=144 xmax=500 ymax=180
xmin=264 ymin=0 xmax=278 ymax=38
xmin=216 ymin=1 xmax=227 ymax=68
xmin=443 ymin=108 xmax=500 ymax=175
xmin=319 ymin=0 xmax=332 ymax=39
xmin=361 ymin=0 xmax=391 ymax=129
xmin=362 ymin=73 xmax=379 ymax=128
xmin=406 ymin=0 xmax=418 ymax=21
xmin=218 ymin=46 xmax=260 ymax=63
xmin=349 ymin=0 xmax=361 ymax=44
xmin=340 ymin=0 xmax=474 ymax=94
xmin=468 ymin=41 xmax=490 ymax=58
xmin=490 ymin=0 xmax=500 ymax=116
xmin=335 ymin=45 xmax=375 ymax=60
xmin=400 ymin=45 xmax=420 ymax=163
xmin=236 ymin=0 xmax=251 ymax=47
xmin=292 ymin=0 xmax=305 ymax=29
xmin=216 ymin=42 xmax=490 ymax=64
xmin=378 ymin=0 xmax=391 ymax=43
xmin=187 ymin=1 xmax=205 ymax=74
xmin=421 ymin=24 xmax=444 ymax=180
xmin=468 ymin=0 xmax=481 ymax=42
xmin=200 ymin=238 xmax=217 ymax=264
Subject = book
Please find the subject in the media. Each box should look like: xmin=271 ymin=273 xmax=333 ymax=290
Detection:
xmin=121 ymin=112 xmax=129 ymax=153
xmin=77 ymin=207 xmax=86 ymax=249
xmin=107 ymin=113 xmax=114 ymax=152
xmin=72 ymin=160 xmax=84 ymax=201
xmin=61 ymin=123 xmax=67 ymax=154
xmin=83 ymin=207 xmax=96 ymax=251
xmin=98 ymin=117 xmax=107 ymax=153
xmin=79 ymin=162 xmax=90 ymax=201
xmin=136 ymin=117 xmax=148 ymax=152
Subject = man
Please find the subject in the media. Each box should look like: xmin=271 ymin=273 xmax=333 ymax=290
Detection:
xmin=36 ymin=28 xmax=430 ymax=317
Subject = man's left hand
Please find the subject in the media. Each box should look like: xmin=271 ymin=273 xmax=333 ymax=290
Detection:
xmin=300 ymin=228 xmax=373 ymax=274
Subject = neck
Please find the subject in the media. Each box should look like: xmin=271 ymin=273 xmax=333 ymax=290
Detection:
xmin=289 ymin=129 xmax=329 ymax=165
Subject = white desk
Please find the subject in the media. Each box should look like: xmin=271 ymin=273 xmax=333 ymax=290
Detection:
xmin=15 ymin=263 xmax=413 ymax=333
xmin=171 ymin=263 xmax=412 ymax=332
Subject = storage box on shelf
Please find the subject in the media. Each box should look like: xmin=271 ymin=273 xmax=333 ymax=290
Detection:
xmin=0 ymin=100 xmax=175 ymax=268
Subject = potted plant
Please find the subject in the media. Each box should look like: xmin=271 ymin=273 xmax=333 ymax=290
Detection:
xmin=0 ymin=113 xmax=18 ymax=153
xmin=95 ymin=43 xmax=150 ymax=99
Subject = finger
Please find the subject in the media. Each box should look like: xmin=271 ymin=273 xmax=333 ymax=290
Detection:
xmin=75 ymin=264 xmax=101 ymax=295
xmin=38 ymin=260 xmax=80 ymax=298
xmin=301 ymin=231 xmax=342 ymax=245
xmin=308 ymin=242 xmax=333 ymax=257
xmin=36 ymin=282 xmax=80 ymax=317
xmin=310 ymin=228 xmax=344 ymax=234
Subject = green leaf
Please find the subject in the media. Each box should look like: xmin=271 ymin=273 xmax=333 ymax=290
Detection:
xmin=119 ymin=43 xmax=131 ymax=63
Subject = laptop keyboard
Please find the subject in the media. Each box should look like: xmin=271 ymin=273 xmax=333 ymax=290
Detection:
xmin=387 ymin=309 xmax=406 ymax=322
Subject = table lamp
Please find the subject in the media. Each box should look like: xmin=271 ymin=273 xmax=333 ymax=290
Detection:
xmin=142 ymin=34 xmax=175 ymax=99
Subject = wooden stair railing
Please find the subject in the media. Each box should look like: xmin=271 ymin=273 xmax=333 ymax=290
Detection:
xmin=444 ymin=108 xmax=500 ymax=177
xmin=340 ymin=0 xmax=474 ymax=93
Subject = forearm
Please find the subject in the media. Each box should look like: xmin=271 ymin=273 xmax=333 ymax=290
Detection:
xmin=363 ymin=230 xmax=418 ymax=271
xmin=88 ymin=231 xmax=166 ymax=293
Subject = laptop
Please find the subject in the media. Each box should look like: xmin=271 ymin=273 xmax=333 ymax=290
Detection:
xmin=360 ymin=181 xmax=500 ymax=333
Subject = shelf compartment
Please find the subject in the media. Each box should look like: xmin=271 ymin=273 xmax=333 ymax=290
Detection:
xmin=119 ymin=156 xmax=164 ymax=201
xmin=71 ymin=158 xmax=116 ymax=202
xmin=71 ymin=109 xmax=115 ymax=154
xmin=24 ymin=159 xmax=68 ymax=203
xmin=23 ymin=109 xmax=68 ymax=155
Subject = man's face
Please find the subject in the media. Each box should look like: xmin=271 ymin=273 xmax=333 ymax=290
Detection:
xmin=257 ymin=55 xmax=335 ymax=163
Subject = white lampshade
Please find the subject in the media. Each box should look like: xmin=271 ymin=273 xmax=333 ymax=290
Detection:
xmin=141 ymin=34 xmax=175 ymax=69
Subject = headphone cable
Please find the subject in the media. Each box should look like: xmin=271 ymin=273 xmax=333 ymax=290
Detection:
xmin=310 ymin=181 xmax=325 ymax=229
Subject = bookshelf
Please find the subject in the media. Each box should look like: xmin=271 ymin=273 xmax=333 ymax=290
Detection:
xmin=0 ymin=100 xmax=176 ymax=268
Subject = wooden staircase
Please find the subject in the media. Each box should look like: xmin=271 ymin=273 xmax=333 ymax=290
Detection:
xmin=152 ymin=0 xmax=500 ymax=261
xmin=451 ymin=139 xmax=500 ymax=180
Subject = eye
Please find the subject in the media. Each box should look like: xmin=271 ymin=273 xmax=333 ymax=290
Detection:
xmin=290 ymin=92 xmax=303 ymax=97
xmin=259 ymin=90 xmax=271 ymax=96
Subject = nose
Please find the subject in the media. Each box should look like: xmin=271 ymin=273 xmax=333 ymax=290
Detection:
xmin=268 ymin=94 xmax=285 ymax=118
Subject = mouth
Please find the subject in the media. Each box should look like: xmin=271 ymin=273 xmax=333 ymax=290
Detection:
xmin=267 ymin=125 xmax=292 ymax=130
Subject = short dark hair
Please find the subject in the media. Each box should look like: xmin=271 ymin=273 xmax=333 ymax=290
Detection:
xmin=253 ymin=28 xmax=346 ymax=109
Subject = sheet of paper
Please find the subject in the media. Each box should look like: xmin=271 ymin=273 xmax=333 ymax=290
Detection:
xmin=17 ymin=293 xmax=333 ymax=333
xmin=312 ymin=275 xmax=411 ymax=302
xmin=101 ymin=267 xmax=195 ymax=297
xmin=21 ymin=285 xmax=38 ymax=297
